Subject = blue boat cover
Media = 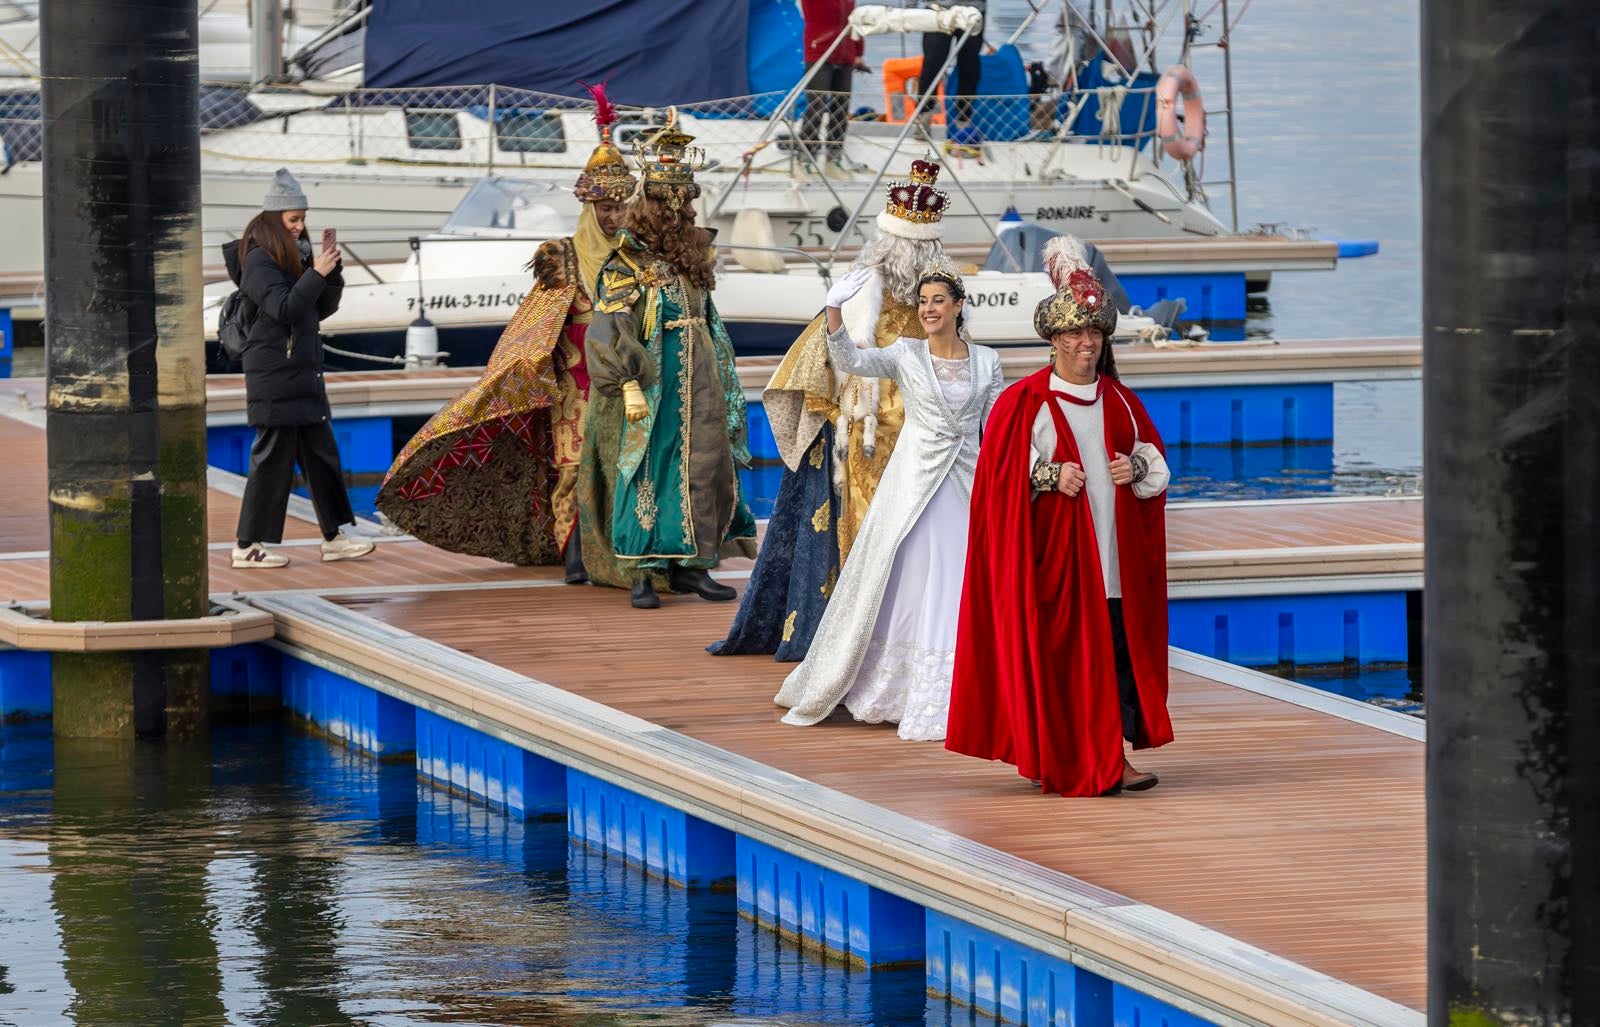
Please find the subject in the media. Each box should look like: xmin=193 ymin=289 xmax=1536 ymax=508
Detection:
xmin=746 ymin=0 xmax=806 ymax=113
xmin=946 ymin=44 xmax=1031 ymax=141
xmin=365 ymin=0 xmax=752 ymax=105
xmin=1062 ymin=59 xmax=1160 ymax=148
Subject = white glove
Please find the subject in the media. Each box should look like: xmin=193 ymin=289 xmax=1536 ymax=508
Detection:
xmin=825 ymin=267 xmax=874 ymax=310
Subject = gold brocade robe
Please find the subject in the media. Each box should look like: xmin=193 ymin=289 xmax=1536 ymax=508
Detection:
xmin=374 ymin=240 xmax=579 ymax=564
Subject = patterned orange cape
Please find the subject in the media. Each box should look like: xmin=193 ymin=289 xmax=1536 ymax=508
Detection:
xmin=374 ymin=267 xmax=572 ymax=565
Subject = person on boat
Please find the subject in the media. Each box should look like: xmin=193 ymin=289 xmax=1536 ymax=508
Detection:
xmin=375 ymin=86 xmax=635 ymax=578
xmin=709 ymin=157 xmax=949 ymax=660
xmin=919 ymin=0 xmax=987 ymax=141
xmin=577 ymin=110 xmax=759 ymax=610
xmin=945 ymin=237 xmax=1174 ymax=795
xmin=230 ymin=168 xmax=375 ymax=570
xmin=773 ymin=255 xmax=1004 ymax=741
xmin=799 ymin=0 xmax=870 ymax=179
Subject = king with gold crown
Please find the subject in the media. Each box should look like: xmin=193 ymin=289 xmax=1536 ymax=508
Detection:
xmin=710 ymin=156 xmax=952 ymax=660
xmin=577 ymin=109 xmax=758 ymax=609
xmin=377 ymin=84 xmax=636 ymax=578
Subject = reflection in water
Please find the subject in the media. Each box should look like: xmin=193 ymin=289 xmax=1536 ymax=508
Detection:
xmin=0 ymin=722 xmax=983 ymax=1026
xmin=49 ymin=737 xmax=226 ymax=1027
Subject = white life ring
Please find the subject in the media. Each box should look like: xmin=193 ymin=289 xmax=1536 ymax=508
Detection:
xmin=1155 ymin=65 xmax=1206 ymax=161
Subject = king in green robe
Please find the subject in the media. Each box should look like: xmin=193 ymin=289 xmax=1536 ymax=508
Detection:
xmin=576 ymin=113 xmax=757 ymax=608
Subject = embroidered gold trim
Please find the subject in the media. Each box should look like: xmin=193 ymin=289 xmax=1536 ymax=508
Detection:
xmin=634 ymin=475 xmax=658 ymax=530
xmin=673 ymin=276 xmax=698 ymax=551
xmin=810 ymin=497 xmax=831 ymax=532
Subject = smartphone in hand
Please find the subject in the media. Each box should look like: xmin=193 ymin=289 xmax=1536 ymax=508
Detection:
xmin=321 ymin=227 xmax=337 ymax=254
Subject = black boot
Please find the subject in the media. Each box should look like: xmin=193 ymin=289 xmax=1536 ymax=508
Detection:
xmin=563 ymin=531 xmax=588 ymax=585
xmin=669 ymin=566 xmax=737 ymax=602
xmin=631 ymin=577 xmax=660 ymax=609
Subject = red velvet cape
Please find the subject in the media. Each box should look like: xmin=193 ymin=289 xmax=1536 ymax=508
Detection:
xmin=945 ymin=367 xmax=1173 ymax=796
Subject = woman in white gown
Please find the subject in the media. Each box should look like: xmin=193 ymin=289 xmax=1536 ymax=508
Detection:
xmin=774 ymin=256 xmax=1004 ymax=740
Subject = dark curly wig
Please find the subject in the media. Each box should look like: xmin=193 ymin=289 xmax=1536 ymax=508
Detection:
xmin=621 ymin=197 xmax=716 ymax=291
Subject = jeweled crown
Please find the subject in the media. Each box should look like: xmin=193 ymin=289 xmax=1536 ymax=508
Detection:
xmin=884 ymin=156 xmax=949 ymax=225
xmin=633 ymin=108 xmax=705 ymax=210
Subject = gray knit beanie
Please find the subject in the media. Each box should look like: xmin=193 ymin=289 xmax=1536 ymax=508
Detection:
xmin=262 ymin=168 xmax=309 ymax=212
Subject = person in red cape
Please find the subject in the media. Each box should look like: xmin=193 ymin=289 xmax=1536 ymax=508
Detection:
xmin=945 ymin=236 xmax=1174 ymax=796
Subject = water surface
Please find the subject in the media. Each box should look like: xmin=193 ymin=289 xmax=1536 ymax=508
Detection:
xmin=0 ymin=722 xmax=951 ymax=1027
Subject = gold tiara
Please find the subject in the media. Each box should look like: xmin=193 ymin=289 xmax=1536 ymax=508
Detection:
xmin=918 ymin=254 xmax=964 ymax=286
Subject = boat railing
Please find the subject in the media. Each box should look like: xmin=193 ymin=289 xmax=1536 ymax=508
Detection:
xmin=1 ymin=79 xmax=1175 ymax=179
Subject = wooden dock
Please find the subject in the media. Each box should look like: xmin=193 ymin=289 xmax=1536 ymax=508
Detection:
xmin=242 ymin=576 xmax=1422 ymax=1026
xmin=314 ymin=582 xmax=1423 ymax=1009
xmin=0 ymin=388 xmax=1426 ymax=1024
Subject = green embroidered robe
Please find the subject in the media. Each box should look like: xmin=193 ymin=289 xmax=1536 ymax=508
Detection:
xmin=576 ymin=233 xmax=758 ymax=586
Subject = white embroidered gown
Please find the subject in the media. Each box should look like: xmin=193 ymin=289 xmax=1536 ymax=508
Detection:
xmin=773 ymin=326 xmax=1003 ymax=740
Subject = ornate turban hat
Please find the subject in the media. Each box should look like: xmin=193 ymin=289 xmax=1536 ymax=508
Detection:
xmin=573 ymin=82 xmax=637 ymax=204
xmin=1033 ymin=235 xmax=1118 ymax=339
xmin=876 ymin=157 xmax=949 ymax=242
xmin=633 ymin=107 xmax=704 ymax=211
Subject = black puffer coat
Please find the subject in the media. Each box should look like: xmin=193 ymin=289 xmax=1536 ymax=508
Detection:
xmin=226 ymin=237 xmax=344 ymax=427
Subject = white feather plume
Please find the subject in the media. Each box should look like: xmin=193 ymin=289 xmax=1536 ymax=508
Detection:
xmin=1041 ymin=234 xmax=1091 ymax=290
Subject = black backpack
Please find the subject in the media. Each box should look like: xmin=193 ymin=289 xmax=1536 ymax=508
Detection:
xmin=218 ymin=289 xmax=257 ymax=360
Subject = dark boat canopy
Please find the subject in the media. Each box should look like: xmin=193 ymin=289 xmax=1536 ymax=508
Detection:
xmin=364 ymin=0 xmax=754 ymax=105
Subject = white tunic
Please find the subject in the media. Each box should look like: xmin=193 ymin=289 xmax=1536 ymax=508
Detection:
xmin=1031 ymin=373 xmax=1121 ymax=598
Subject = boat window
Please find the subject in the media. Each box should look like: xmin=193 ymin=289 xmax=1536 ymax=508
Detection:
xmin=405 ymin=110 xmax=462 ymax=151
xmin=496 ymin=111 xmax=565 ymax=154
xmin=612 ymin=124 xmax=658 ymax=151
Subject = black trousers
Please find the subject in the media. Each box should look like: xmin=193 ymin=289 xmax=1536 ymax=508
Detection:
xmin=236 ymin=422 xmax=355 ymax=545
xmin=1108 ymin=598 xmax=1144 ymax=745
xmin=922 ymin=26 xmax=984 ymax=125
xmin=800 ymin=62 xmax=853 ymax=160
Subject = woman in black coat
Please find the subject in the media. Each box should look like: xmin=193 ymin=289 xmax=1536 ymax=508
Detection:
xmin=231 ymin=168 xmax=375 ymax=568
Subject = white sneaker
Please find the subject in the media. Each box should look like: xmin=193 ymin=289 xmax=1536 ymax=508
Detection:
xmin=321 ymin=532 xmax=376 ymax=562
xmin=232 ymin=543 xmax=289 ymax=569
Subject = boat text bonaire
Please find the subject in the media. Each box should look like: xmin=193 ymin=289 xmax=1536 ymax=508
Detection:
xmin=1037 ymin=205 xmax=1098 ymax=220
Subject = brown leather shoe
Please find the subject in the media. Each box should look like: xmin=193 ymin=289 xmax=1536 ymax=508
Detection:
xmin=1122 ymin=761 xmax=1160 ymax=792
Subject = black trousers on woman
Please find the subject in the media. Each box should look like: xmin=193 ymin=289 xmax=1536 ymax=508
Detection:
xmin=236 ymin=422 xmax=355 ymax=545
xmin=921 ymin=26 xmax=984 ymax=125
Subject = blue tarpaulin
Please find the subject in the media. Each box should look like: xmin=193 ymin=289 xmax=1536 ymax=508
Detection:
xmin=946 ymin=43 xmax=1031 ymax=141
xmin=365 ymin=0 xmax=752 ymax=105
xmin=1063 ymin=59 xmax=1160 ymax=147
xmin=745 ymin=0 xmax=806 ymax=114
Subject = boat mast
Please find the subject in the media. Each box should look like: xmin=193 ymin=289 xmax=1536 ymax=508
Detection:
xmin=1218 ymin=0 xmax=1238 ymax=231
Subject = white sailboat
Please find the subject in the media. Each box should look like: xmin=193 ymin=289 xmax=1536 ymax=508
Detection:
xmin=1 ymin=0 xmax=1250 ymax=280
